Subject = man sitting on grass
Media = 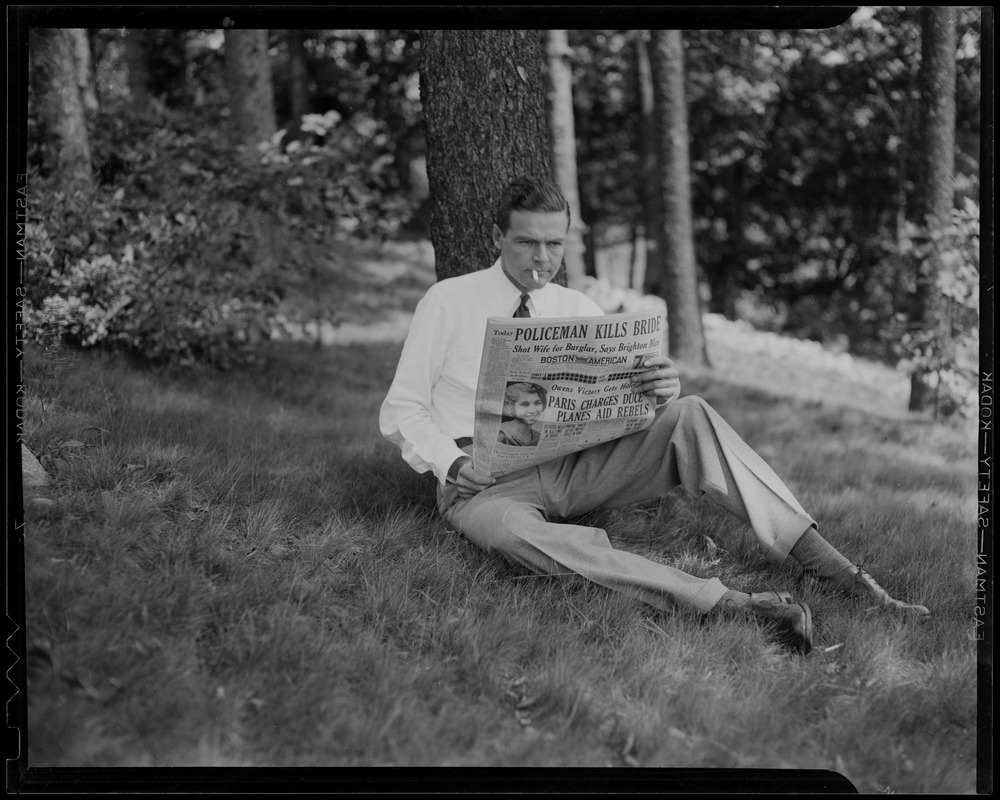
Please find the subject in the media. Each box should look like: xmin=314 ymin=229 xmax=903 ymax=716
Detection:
xmin=380 ymin=176 xmax=929 ymax=655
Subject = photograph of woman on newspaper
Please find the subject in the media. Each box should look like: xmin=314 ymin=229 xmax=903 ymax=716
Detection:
xmin=496 ymin=381 xmax=547 ymax=447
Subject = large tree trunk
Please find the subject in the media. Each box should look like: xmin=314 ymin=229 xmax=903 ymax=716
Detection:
xmin=224 ymin=29 xmax=278 ymax=155
xmin=636 ymin=31 xmax=664 ymax=296
xmin=545 ymin=29 xmax=587 ymax=291
xmin=29 ymin=28 xmax=93 ymax=193
xmin=648 ymin=30 xmax=707 ymax=365
xmin=420 ymin=30 xmax=551 ymax=282
xmin=908 ymin=7 xmax=957 ymax=414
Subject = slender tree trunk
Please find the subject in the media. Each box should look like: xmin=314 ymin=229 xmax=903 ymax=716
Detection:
xmin=287 ymin=30 xmax=310 ymax=140
xmin=707 ymin=159 xmax=744 ymax=319
xmin=126 ymin=29 xmax=188 ymax=111
xmin=636 ymin=31 xmax=664 ymax=296
xmin=545 ymin=30 xmax=587 ymax=290
xmin=87 ymin=29 xmax=107 ymax=72
xmin=29 ymin=28 xmax=93 ymax=193
xmin=224 ymin=29 xmax=278 ymax=155
xmin=156 ymin=30 xmax=189 ymax=108
xmin=579 ymin=179 xmax=599 ymax=279
xmin=649 ymin=30 xmax=707 ymax=365
xmin=69 ymin=29 xmax=99 ymax=114
xmin=628 ymin=212 xmax=642 ymax=289
xmin=125 ymin=29 xmax=152 ymax=114
xmin=908 ymin=7 xmax=957 ymax=414
xmin=573 ymin=77 xmax=599 ymax=279
xmin=420 ymin=29 xmax=551 ymax=282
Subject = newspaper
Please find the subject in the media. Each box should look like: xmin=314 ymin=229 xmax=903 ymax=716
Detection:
xmin=472 ymin=310 xmax=667 ymax=476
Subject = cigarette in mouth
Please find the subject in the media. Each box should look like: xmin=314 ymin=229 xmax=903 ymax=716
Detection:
xmin=532 ymin=270 xmax=539 ymax=282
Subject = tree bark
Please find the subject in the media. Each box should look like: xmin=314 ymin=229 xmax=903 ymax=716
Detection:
xmin=648 ymin=30 xmax=707 ymax=365
xmin=153 ymin=29 xmax=189 ymax=108
xmin=636 ymin=31 xmax=665 ymax=296
xmin=29 ymin=28 xmax=93 ymax=193
xmin=572 ymin=75 xmax=599 ymax=279
xmin=224 ymin=29 xmax=278 ymax=154
xmin=706 ymin=159 xmax=744 ymax=319
xmin=287 ymin=29 xmax=310 ymax=138
xmin=545 ymin=29 xmax=587 ymax=290
xmin=908 ymin=7 xmax=957 ymax=414
xmin=420 ymin=30 xmax=552 ymax=282
xmin=123 ymin=29 xmax=188 ymax=111
xmin=124 ymin=29 xmax=152 ymax=114
xmin=69 ymin=28 xmax=99 ymax=114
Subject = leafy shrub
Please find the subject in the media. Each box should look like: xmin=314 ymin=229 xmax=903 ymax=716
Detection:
xmin=887 ymin=198 xmax=980 ymax=418
xmin=24 ymin=103 xmax=413 ymax=368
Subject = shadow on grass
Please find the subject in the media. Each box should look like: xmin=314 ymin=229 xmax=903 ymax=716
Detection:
xmin=16 ymin=340 xmax=979 ymax=785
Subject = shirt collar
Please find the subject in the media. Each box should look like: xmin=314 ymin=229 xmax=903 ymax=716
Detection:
xmin=489 ymin=258 xmax=548 ymax=315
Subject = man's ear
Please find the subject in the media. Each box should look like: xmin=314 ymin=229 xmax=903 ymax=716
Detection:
xmin=492 ymin=224 xmax=503 ymax=248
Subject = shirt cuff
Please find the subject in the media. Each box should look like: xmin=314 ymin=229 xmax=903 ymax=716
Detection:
xmin=447 ymin=455 xmax=472 ymax=483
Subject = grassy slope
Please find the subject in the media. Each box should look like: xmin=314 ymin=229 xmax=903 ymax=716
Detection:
xmin=17 ymin=243 xmax=979 ymax=791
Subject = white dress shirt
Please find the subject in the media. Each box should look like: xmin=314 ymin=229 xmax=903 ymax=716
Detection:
xmin=380 ymin=259 xmax=604 ymax=484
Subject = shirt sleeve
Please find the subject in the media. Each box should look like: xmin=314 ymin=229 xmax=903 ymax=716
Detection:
xmin=562 ymin=291 xmax=605 ymax=319
xmin=379 ymin=290 xmax=467 ymax=485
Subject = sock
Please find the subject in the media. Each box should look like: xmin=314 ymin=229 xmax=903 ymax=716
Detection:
xmin=716 ymin=589 xmax=751 ymax=614
xmin=789 ymin=525 xmax=855 ymax=579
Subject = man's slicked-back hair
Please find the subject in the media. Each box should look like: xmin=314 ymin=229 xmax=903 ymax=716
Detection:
xmin=494 ymin=176 xmax=570 ymax=233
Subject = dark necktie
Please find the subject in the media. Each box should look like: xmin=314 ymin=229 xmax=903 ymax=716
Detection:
xmin=514 ymin=293 xmax=531 ymax=318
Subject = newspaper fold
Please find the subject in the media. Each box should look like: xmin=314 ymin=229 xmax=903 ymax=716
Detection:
xmin=473 ymin=310 xmax=667 ymax=476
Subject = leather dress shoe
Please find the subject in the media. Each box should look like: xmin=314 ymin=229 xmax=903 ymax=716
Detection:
xmin=748 ymin=592 xmax=813 ymax=655
xmin=825 ymin=565 xmax=931 ymax=619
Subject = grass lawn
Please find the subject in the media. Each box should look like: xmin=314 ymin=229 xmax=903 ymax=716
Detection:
xmin=12 ymin=252 xmax=981 ymax=791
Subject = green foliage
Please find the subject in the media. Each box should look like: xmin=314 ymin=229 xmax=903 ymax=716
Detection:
xmin=569 ymin=15 xmax=980 ymax=374
xmin=688 ymin=8 xmax=978 ymax=364
xmin=887 ymin=199 xmax=980 ymax=418
xmin=569 ymin=31 xmax=643 ymax=243
xmin=24 ymin=20 xmax=982 ymax=373
xmin=25 ymin=102 xmax=413 ymax=368
xmin=257 ymin=109 xmax=413 ymax=244
xmin=24 ymin=202 xmax=281 ymax=368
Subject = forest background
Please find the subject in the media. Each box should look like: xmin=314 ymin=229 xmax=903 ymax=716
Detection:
xmin=16 ymin=8 xmax=983 ymax=415
xmin=8 ymin=6 xmax=990 ymax=793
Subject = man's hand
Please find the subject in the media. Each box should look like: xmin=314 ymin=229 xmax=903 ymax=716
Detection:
xmin=631 ymin=355 xmax=681 ymax=403
xmin=454 ymin=460 xmax=497 ymax=499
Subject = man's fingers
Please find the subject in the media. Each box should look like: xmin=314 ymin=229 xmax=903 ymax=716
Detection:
xmin=632 ymin=368 xmax=678 ymax=391
xmin=632 ymin=357 xmax=678 ymax=383
xmin=631 ymin=365 xmax=681 ymax=400
xmin=640 ymin=355 xmax=674 ymax=369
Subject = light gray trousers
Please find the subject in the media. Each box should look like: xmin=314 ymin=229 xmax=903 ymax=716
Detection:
xmin=442 ymin=396 xmax=815 ymax=614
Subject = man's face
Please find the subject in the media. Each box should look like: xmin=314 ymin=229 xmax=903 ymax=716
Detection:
xmin=510 ymin=391 xmax=545 ymax=423
xmin=494 ymin=210 xmax=568 ymax=292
